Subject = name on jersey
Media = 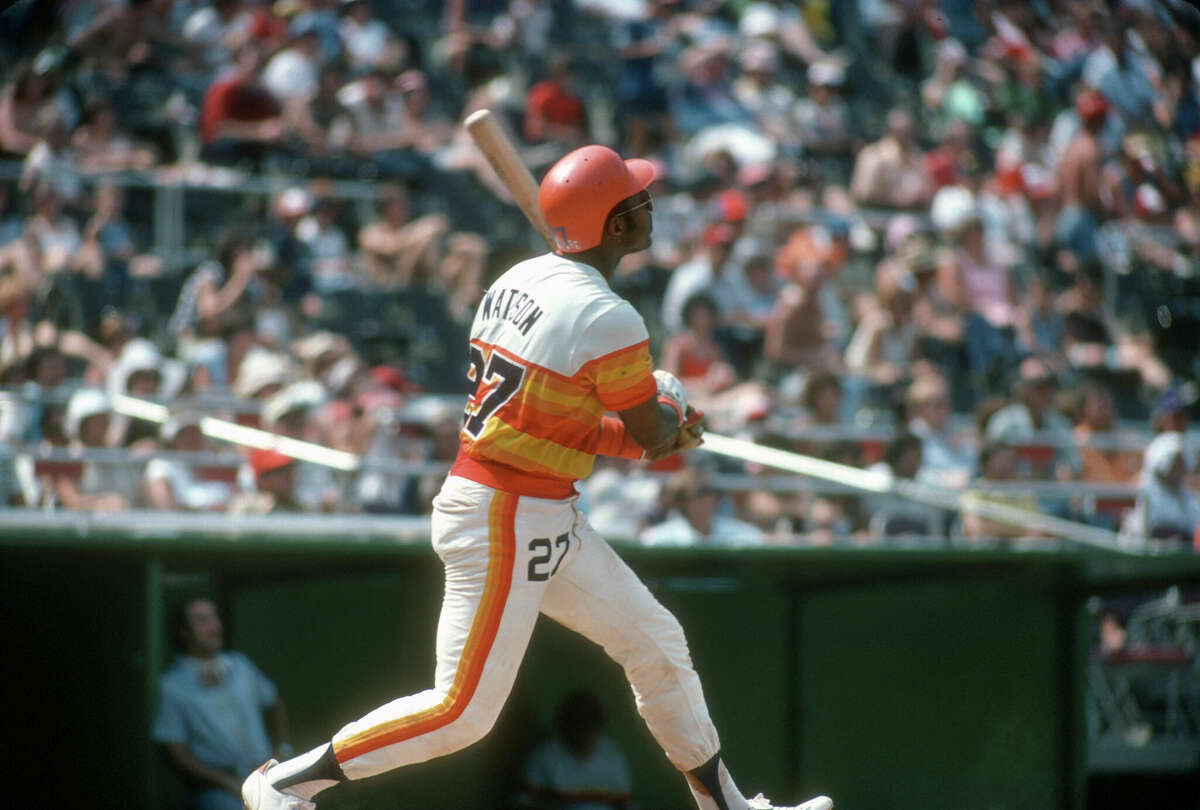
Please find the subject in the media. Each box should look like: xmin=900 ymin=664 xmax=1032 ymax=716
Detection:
xmin=480 ymin=287 xmax=544 ymax=336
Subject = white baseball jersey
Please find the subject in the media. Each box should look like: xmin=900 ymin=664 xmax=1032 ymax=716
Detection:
xmin=452 ymin=252 xmax=658 ymax=496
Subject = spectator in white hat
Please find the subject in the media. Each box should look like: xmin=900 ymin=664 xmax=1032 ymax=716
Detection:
xmin=54 ymin=388 xmax=138 ymax=511
xmin=793 ymin=60 xmax=853 ymax=167
xmin=232 ymin=345 xmax=291 ymax=403
xmin=1121 ymin=432 xmax=1200 ymax=548
xmin=260 ymin=380 xmax=341 ymax=512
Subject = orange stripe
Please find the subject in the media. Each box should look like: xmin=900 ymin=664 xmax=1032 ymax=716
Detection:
xmin=473 ymin=338 xmax=651 ymax=385
xmin=334 ymin=492 xmax=517 ymax=763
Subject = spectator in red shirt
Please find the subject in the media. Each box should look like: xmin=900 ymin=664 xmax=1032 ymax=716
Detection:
xmin=198 ymin=44 xmax=288 ymax=169
xmin=523 ymin=52 xmax=587 ymax=147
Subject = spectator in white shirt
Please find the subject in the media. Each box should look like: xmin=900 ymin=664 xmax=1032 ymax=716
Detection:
xmin=262 ymin=22 xmax=321 ymax=104
xmin=143 ymin=413 xmax=234 ymax=511
xmin=338 ymin=0 xmax=404 ymax=75
xmin=641 ymin=468 xmax=765 ymax=547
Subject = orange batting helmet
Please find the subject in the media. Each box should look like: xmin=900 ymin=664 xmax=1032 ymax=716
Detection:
xmin=538 ymin=145 xmax=655 ymax=253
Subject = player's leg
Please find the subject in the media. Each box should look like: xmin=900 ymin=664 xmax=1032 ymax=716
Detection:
xmin=539 ymin=518 xmax=832 ymax=810
xmin=244 ymin=480 xmax=571 ymax=805
xmin=538 ymin=517 xmax=752 ymax=810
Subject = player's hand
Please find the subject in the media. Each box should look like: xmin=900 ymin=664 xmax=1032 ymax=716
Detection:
xmin=644 ymin=407 xmax=705 ymax=461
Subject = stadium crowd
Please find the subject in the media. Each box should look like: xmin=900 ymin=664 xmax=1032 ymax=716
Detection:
xmin=0 ymin=0 xmax=1199 ymax=550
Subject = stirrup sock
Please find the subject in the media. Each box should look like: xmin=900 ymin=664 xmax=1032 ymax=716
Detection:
xmin=687 ymin=754 xmax=749 ymax=810
xmin=270 ymin=743 xmax=347 ymax=800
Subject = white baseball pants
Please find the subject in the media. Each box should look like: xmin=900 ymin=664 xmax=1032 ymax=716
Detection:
xmin=331 ymin=475 xmax=722 ymax=780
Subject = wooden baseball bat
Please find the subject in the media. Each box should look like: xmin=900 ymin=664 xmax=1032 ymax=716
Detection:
xmin=463 ymin=109 xmax=557 ymax=250
xmin=456 ymin=115 xmax=1127 ymax=551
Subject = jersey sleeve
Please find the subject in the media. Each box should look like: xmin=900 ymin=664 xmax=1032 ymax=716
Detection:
xmin=575 ymin=300 xmax=656 ymax=412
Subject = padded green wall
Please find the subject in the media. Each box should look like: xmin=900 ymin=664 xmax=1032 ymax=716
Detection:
xmin=2 ymin=543 xmax=1091 ymax=809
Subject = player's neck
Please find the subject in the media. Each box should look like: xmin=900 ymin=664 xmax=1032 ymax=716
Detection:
xmin=560 ymin=248 xmax=621 ymax=281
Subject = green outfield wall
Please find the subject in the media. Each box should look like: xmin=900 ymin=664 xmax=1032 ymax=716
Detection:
xmin=4 ymin=519 xmax=1197 ymax=810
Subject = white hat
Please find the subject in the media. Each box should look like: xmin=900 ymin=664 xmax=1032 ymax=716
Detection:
xmin=262 ymin=380 xmax=327 ymax=428
xmin=233 ymin=347 xmax=291 ymax=399
xmin=274 ymin=186 xmax=313 ymax=219
xmin=808 ymin=61 xmax=844 ymax=87
xmin=1145 ymin=431 xmax=1190 ymax=478
xmin=65 ymin=388 xmax=110 ymax=440
xmin=107 ymin=338 xmax=162 ymax=396
xmin=292 ymin=331 xmax=343 ymax=364
xmin=930 ymin=185 xmax=980 ymax=233
xmin=160 ymin=411 xmax=204 ymax=443
xmin=739 ymin=5 xmax=779 ymax=39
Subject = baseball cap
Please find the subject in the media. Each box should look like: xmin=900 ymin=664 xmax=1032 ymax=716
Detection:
xmin=65 ymin=388 xmax=110 ymax=440
xmin=262 ymin=380 xmax=326 ymax=428
xmin=248 ymin=448 xmax=295 ymax=479
xmin=161 ymin=412 xmax=204 ymax=443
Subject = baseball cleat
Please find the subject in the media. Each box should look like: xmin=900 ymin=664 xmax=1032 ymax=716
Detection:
xmin=242 ymin=759 xmax=316 ymax=810
xmin=747 ymin=793 xmax=833 ymax=810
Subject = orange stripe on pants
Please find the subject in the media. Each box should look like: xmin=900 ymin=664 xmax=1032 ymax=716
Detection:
xmin=332 ymin=491 xmax=517 ymax=763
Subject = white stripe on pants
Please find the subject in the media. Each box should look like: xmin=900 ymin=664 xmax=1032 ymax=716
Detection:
xmin=332 ymin=475 xmax=721 ymax=780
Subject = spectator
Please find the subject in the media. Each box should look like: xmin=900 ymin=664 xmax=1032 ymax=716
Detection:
xmin=143 ymin=413 xmax=234 ymax=511
xmin=394 ymin=69 xmax=454 ymax=157
xmin=1122 ymin=431 xmax=1200 ymax=547
xmin=182 ymin=0 xmax=253 ymax=75
xmin=865 ymin=432 xmax=941 ymax=542
xmin=262 ymin=20 xmax=322 ymax=104
xmin=295 ymin=197 xmax=352 ymax=293
xmin=1055 ymin=89 xmax=1109 ymax=263
xmin=731 ymin=42 xmax=794 ymax=146
xmin=661 ymin=222 xmax=738 ymax=337
xmin=153 ymin=596 xmax=292 ymax=810
xmin=961 ymin=440 xmax=1048 ymax=544
xmin=71 ymin=98 xmax=158 ymax=171
xmin=921 ymin=38 xmax=985 ymax=134
xmin=357 ymin=185 xmax=448 ymax=288
xmin=286 ymin=60 xmax=354 ymax=171
xmin=844 ymin=262 xmax=918 ymax=390
xmin=261 ymin=380 xmax=341 ymax=512
xmin=337 ymin=70 xmax=419 ymax=177
xmin=905 ymin=372 xmax=974 ymax=490
xmin=198 ymin=44 xmax=287 ymax=168
xmin=1056 ymin=260 xmax=1171 ymax=393
xmin=764 ymin=225 xmax=844 ymax=376
xmin=338 ymin=0 xmax=405 ymax=75
xmin=850 ymin=108 xmax=931 ymax=209
xmin=228 ymin=448 xmax=302 ymax=514
xmin=1072 ymin=382 xmax=1140 ymax=485
xmin=717 ymin=245 xmax=780 ymax=377
xmin=54 ymin=388 xmax=137 ymax=511
xmin=20 ymin=105 xmax=82 ymax=203
xmin=24 ymin=182 xmax=83 ymax=276
xmin=513 ymin=690 xmax=633 ymax=810
xmin=792 ymin=61 xmax=853 ymax=173
xmin=610 ymin=0 xmax=674 ymax=155
xmin=641 ymin=468 xmax=765 ymax=547
xmin=232 ymin=345 xmax=291 ymax=402
xmin=985 ymin=356 xmax=1080 ymax=482
xmin=670 ymin=41 xmax=752 ymax=139
xmin=523 ymin=52 xmax=588 ymax=147
xmin=170 ymin=229 xmax=267 ymax=368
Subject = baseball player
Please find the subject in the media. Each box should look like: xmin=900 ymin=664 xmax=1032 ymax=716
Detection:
xmin=242 ymin=145 xmax=833 ymax=810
